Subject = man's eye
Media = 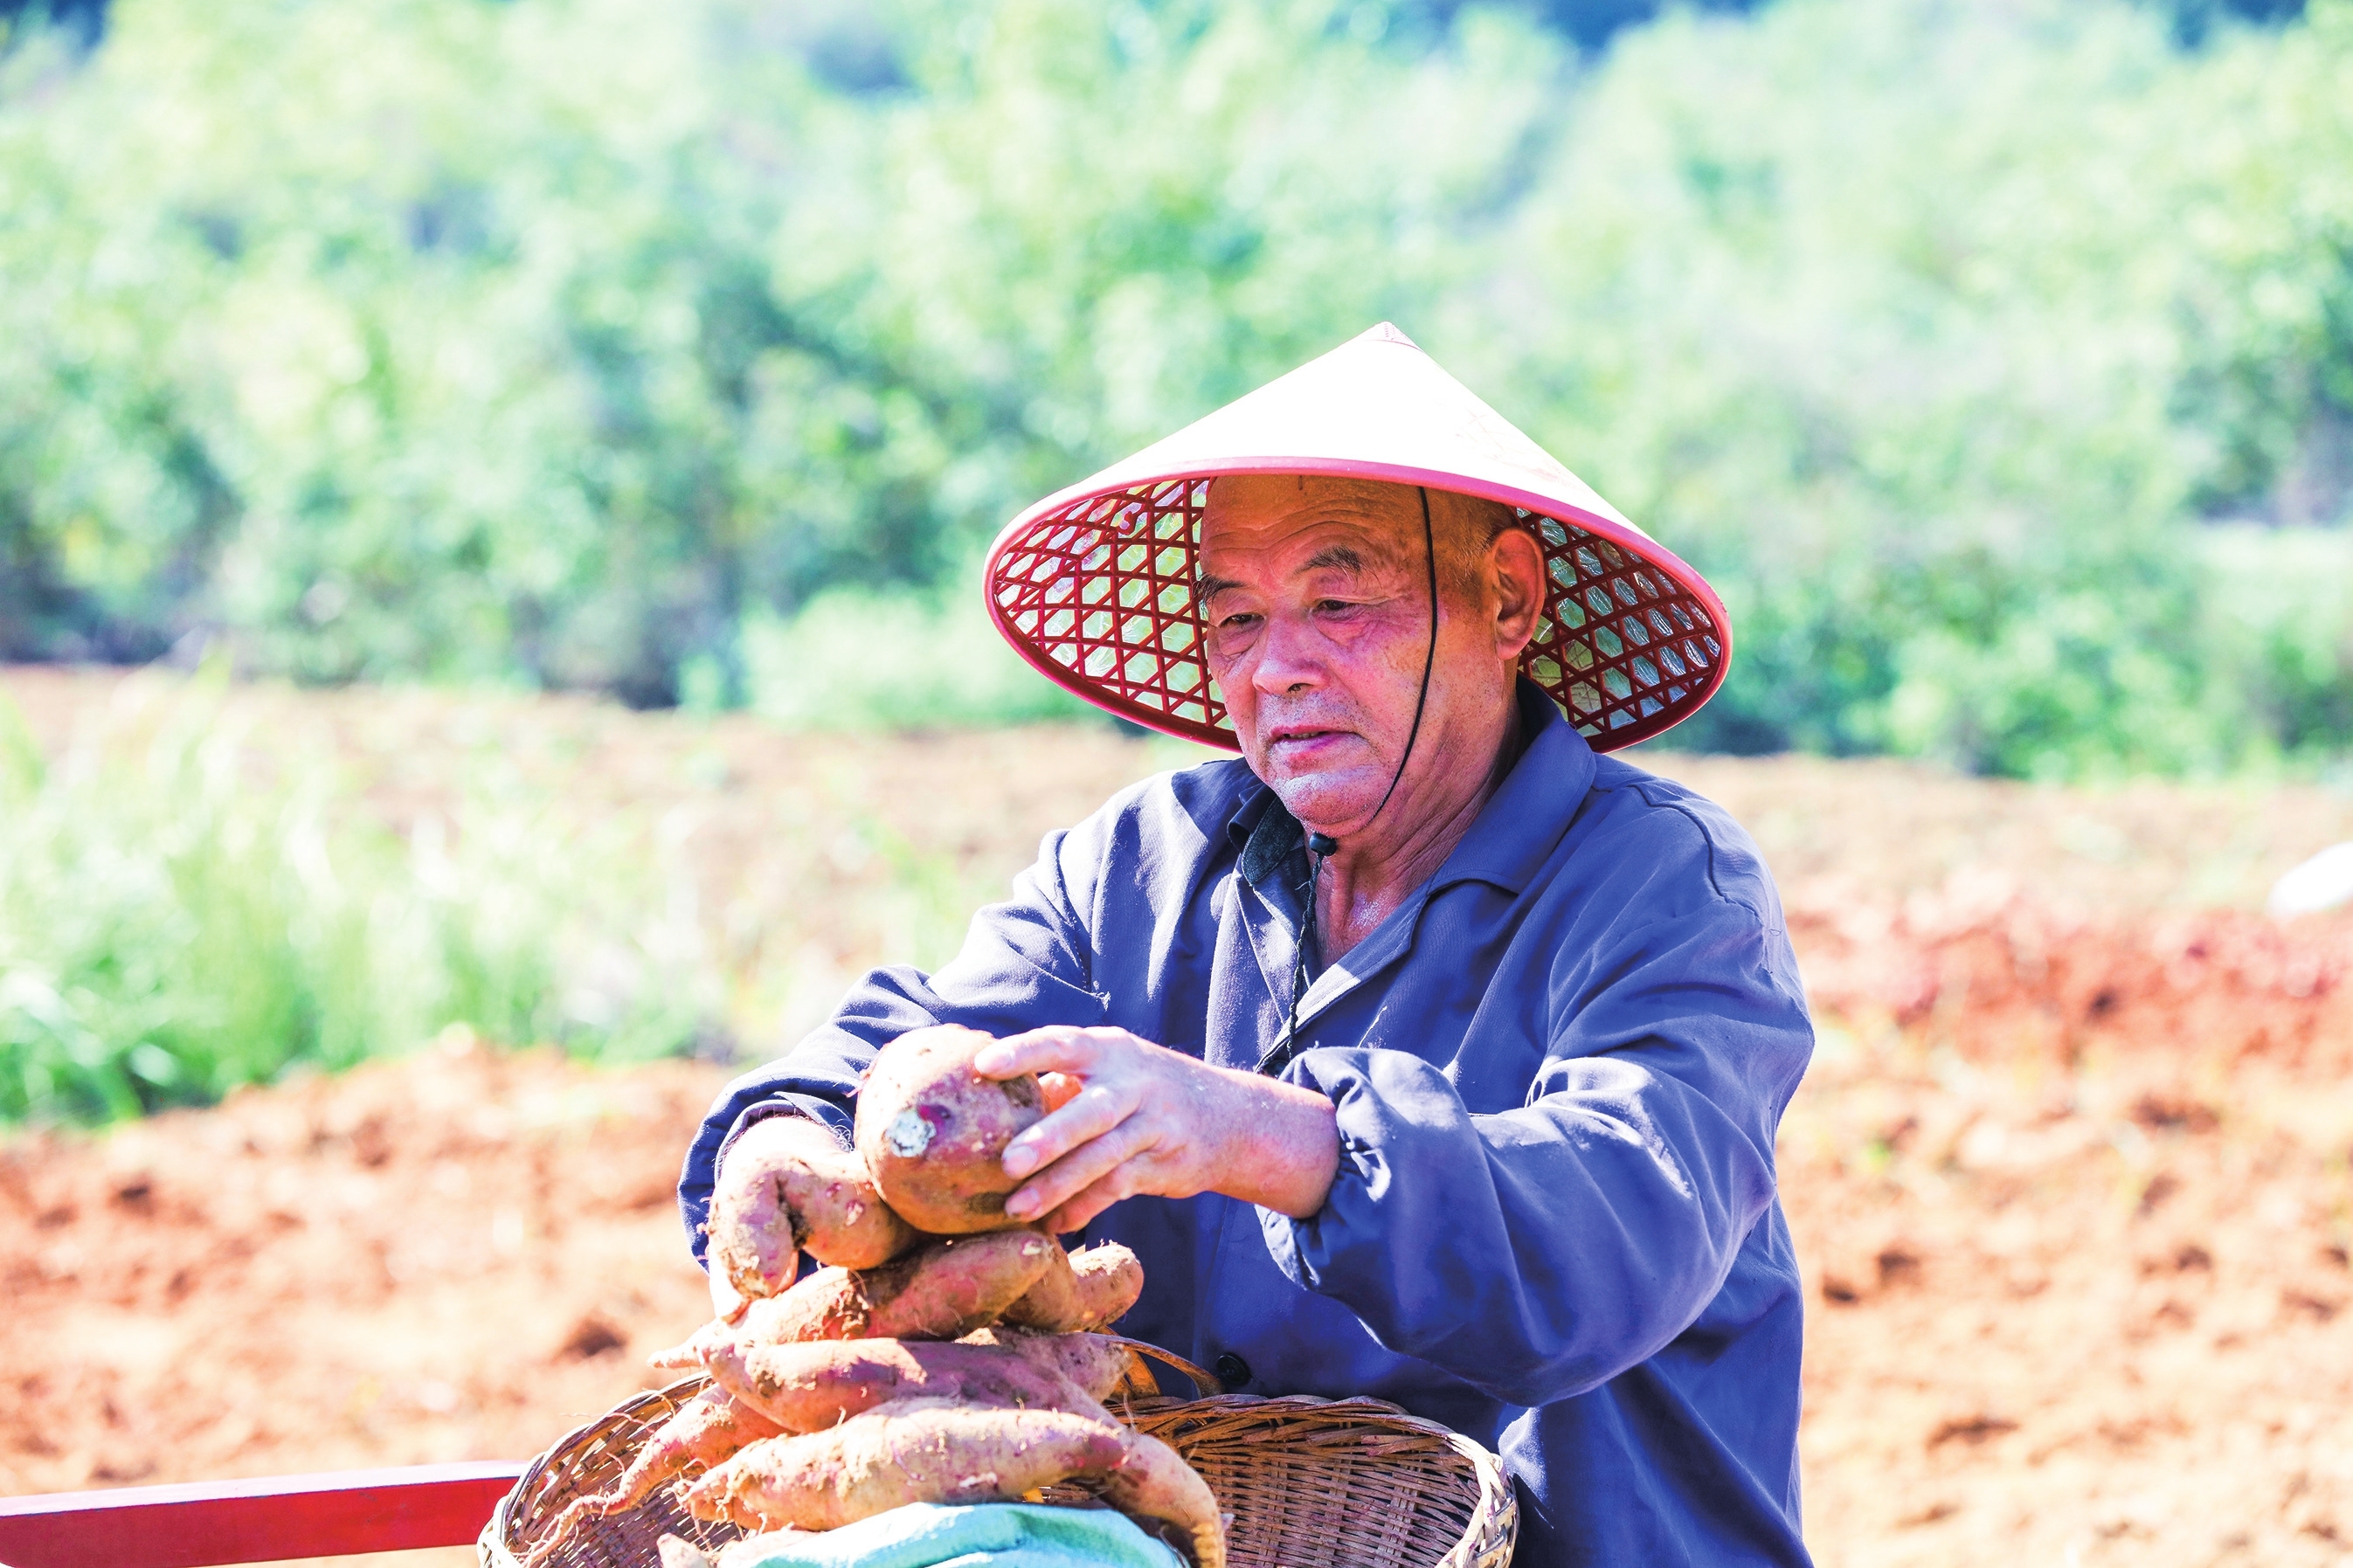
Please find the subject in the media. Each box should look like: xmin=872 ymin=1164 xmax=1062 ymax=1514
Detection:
xmin=1314 ymin=599 xmax=1353 ymax=614
xmin=1219 ymin=612 xmax=1260 ymax=630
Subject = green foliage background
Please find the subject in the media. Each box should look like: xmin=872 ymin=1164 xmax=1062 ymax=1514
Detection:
xmin=0 ymin=673 xmax=710 ymax=1120
xmin=4 ymin=0 xmax=2352 ymax=777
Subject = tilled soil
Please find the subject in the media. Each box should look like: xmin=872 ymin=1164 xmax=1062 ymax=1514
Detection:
xmin=0 ymin=1040 xmax=722 ymax=1568
xmin=1783 ymin=933 xmax=2353 ymax=1565
xmin=3 ymin=668 xmax=2352 ymax=1565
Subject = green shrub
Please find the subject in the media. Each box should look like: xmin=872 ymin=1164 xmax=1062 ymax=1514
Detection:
xmin=741 ymin=580 xmax=1098 ymax=731
xmin=2194 ymin=527 xmax=2353 ymax=757
xmin=0 ymin=676 xmax=702 ymax=1123
xmin=2 ymin=0 xmax=2351 ymax=775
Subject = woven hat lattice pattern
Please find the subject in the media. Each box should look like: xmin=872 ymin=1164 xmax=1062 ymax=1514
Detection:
xmin=986 ymin=479 xmax=1725 ymax=752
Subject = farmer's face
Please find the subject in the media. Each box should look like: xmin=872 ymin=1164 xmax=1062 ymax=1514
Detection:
xmin=1198 ymin=474 xmax=1538 ymax=836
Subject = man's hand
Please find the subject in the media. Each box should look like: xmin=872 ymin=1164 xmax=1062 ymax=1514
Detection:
xmin=972 ymin=1026 xmax=1341 ymax=1233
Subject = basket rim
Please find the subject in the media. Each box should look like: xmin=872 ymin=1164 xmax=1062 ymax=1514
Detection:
xmin=483 ymin=1375 xmax=716 ymax=1568
xmin=1111 ymin=1390 xmax=1516 ymax=1568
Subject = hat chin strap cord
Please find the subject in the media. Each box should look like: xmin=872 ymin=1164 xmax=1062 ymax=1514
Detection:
xmin=1264 ymin=486 xmax=1440 ymax=1077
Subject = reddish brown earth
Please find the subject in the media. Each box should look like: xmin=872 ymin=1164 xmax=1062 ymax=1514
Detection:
xmin=0 ymin=1041 xmax=720 ymax=1567
xmin=1781 ymin=905 xmax=2353 ymax=1566
xmin=3 ymin=668 xmax=2352 ymax=1565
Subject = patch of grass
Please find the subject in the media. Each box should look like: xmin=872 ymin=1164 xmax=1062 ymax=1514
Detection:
xmin=0 ymin=675 xmax=705 ymax=1124
xmin=739 ymin=584 xmax=1102 ymax=732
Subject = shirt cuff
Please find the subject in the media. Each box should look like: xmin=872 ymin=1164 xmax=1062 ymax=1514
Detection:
xmin=1254 ymin=1046 xmax=1381 ymax=1288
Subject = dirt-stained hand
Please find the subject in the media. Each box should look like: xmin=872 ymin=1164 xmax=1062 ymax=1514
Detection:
xmin=972 ymin=1026 xmax=1340 ymax=1233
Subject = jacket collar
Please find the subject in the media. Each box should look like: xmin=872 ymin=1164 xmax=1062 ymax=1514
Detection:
xmin=1222 ymin=680 xmax=1599 ymax=1043
xmin=1424 ymin=678 xmax=1595 ymax=895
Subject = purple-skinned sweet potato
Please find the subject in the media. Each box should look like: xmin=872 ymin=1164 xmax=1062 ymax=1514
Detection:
xmin=705 ymin=1116 xmax=917 ymax=1310
xmin=523 ymin=1388 xmax=780 ymax=1566
xmin=1098 ymin=1426 xmax=1228 ymax=1568
xmin=698 ymin=1335 xmax=1109 ymax=1432
xmin=956 ymin=1324 xmax=1145 ymax=1403
xmin=854 ymin=1025 xmax=1043 ymax=1234
xmin=681 ymin=1399 xmax=1130 ymax=1532
xmin=651 ymin=1230 xmax=1058 ymax=1369
xmin=1004 ymin=1240 xmax=1145 ymax=1332
xmin=682 ymin=1399 xmax=1226 ymax=1568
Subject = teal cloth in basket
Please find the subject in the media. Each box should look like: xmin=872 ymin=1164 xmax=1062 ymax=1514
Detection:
xmin=717 ymin=1502 xmax=1184 ymax=1568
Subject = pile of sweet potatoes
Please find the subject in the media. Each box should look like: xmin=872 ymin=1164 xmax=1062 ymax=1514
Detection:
xmin=529 ymin=1026 xmax=1223 ymax=1568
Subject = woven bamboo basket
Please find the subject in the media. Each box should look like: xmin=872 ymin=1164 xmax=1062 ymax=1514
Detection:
xmin=480 ymin=1346 xmax=1517 ymax=1568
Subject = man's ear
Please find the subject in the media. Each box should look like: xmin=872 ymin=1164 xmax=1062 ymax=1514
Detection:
xmin=1488 ymin=527 xmax=1546 ymax=663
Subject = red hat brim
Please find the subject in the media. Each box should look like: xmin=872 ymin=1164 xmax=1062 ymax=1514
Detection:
xmin=982 ymin=325 xmax=1731 ymax=752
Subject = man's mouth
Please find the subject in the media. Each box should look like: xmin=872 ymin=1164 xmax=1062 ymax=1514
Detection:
xmin=1267 ymin=724 xmax=1352 ymax=748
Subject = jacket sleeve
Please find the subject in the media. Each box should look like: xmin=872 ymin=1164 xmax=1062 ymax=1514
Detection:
xmin=1259 ymin=892 xmax=1812 ymax=1407
xmin=675 ymin=823 xmax=1111 ymax=1266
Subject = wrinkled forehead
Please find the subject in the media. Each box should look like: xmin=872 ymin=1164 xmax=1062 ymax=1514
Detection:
xmin=1197 ymin=473 xmax=1423 ymax=570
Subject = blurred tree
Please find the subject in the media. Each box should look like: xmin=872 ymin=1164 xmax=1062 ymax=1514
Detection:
xmin=1415 ymin=0 xmax=1761 ymax=49
xmin=0 ymin=0 xmax=101 ymax=49
xmin=1403 ymin=0 xmax=2304 ymax=50
xmin=2157 ymin=0 xmax=2308 ymax=45
xmin=0 ymin=0 xmax=2315 ymax=58
xmin=1 ymin=0 xmax=2350 ymax=771
xmin=1458 ymin=0 xmax=2352 ymax=770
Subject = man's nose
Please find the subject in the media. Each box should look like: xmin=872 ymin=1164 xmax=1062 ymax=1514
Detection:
xmin=1249 ymin=610 xmax=1325 ymax=696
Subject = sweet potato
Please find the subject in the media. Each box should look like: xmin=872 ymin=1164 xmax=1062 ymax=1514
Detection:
xmin=1099 ymin=1426 xmax=1228 ymax=1568
xmin=699 ymin=1336 xmax=1104 ymax=1433
xmin=646 ymin=1286 xmax=846 ymax=1371
xmin=1004 ymin=1240 xmax=1145 ymax=1332
xmin=959 ymin=1325 xmax=1145 ymax=1403
xmin=523 ymin=1389 xmax=780 ymax=1567
xmin=682 ymin=1399 xmax=1131 ymax=1532
xmin=706 ymin=1116 xmax=917 ymax=1309
xmin=651 ymin=1229 xmax=1058 ymax=1368
xmin=851 ymin=1230 xmax=1059 ymax=1338
xmin=855 ymin=1025 xmax=1044 ymax=1233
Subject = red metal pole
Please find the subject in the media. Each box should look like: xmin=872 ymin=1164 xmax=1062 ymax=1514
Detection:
xmin=0 ymin=1461 xmax=525 ymax=1567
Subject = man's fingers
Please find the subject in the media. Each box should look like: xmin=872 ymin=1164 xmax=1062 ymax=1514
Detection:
xmin=1002 ymin=1081 xmax=1129 ymax=1180
xmin=1040 ymin=1179 xmax=1125 ymax=1235
xmin=1003 ymin=1114 xmax=1152 ymax=1222
xmin=972 ymin=1026 xmax=1107 ymax=1081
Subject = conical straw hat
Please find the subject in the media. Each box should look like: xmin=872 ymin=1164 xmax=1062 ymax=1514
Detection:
xmin=981 ymin=323 xmax=1729 ymax=751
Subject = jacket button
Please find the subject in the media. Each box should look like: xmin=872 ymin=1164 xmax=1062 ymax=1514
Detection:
xmin=1213 ymin=1351 xmax=1251 ymax=1389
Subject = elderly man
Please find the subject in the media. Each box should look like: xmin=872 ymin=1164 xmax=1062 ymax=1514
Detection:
xmin=680 ymin=326 xmax=1813 ymax=1566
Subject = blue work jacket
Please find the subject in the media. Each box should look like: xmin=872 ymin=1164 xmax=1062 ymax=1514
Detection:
xmin=679 ymin=682 xmax=1815 ymax=1566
